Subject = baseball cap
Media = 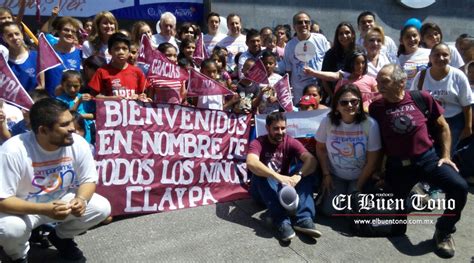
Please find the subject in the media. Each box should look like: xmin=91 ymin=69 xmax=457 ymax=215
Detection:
xmin=403 ymin=18 xmax=422 ymax=31
xmin=297 ymin=95 xmax=318 ymax=107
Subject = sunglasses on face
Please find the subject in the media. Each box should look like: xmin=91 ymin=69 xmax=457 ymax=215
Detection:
xmin=296 ymin=20 xmax=311 ymax=25
xmin=339 ymin=99 xmax=360 ymax=106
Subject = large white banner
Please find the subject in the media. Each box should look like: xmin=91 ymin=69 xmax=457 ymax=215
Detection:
xmin=255 ymin=109 xmax=330 ymax=139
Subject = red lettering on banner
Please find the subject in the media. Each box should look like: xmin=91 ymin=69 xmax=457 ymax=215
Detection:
xmin=95 ymin=100 xmax=251 ymax=216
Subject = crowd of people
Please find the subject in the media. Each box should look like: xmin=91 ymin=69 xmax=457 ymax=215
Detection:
xmin=0 ymin=3 xmax=473 ymax=262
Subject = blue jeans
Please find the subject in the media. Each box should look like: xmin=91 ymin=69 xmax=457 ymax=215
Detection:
xmin=250 ymin=174 xmax=316 ymax=226
xmin=385 ymin=148 xmax=468 ymax=234
xmin=446 ymin=112 xmax=465 ymax=154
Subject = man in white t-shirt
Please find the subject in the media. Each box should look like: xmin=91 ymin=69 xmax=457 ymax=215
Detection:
xmin=0 ymin=98 xmax=111 ymax=262
xmin=203 ymin=12 xmax=226 ymax=56
xmin=152 ymin=12 xmax=179 ymax=50
xmin=216 ymin=14 xmax=248 ymax=72
xmin=284 ymin=11 xmax=330 ymax=104
xmin=356 ymin=11 xmax=398 ymax=60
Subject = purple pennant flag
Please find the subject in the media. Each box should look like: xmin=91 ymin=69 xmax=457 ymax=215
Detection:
xmin=273 ymin=74 xmax=294 ymax=112
xmin=37 ymin=33 xmax=63 ymax=79
xmin=245 ymin=59 xmax=269 ymax=84
xmin=187 ymin=69 xmax=234 ymax=97
xmin=138 ymin=34 xmax=189 ymax=82
xmin=0 ymin=55 xmax=34 ymax=110
xmin=193 ymin=33 xmax=207 ymax=65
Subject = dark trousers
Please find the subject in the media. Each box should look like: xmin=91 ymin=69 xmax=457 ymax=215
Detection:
xmin=385 ymin=148 xmax=468 ymax=234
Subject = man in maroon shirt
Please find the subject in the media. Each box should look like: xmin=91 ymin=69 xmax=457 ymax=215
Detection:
xmin=369 ymin=64 xmax=468 ymax=259
xmin=246 ymin=112 xmax=320 ymax=242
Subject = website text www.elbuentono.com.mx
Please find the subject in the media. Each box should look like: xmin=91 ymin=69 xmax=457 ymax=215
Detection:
xmin=353 ymin=218 xmax=435 ymax=225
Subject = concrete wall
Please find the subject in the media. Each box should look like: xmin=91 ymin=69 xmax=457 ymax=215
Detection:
xmin=209 ymin=0 xmax=474 ymax=45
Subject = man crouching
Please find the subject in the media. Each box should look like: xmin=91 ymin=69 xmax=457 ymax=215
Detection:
xmin=0 ymin=98 xmax=111 ymax=262
xmin=246 ymin=112 xmax=320 ymax=241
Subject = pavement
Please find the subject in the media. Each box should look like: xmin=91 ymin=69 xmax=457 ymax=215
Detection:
xmin=1 ymin=187 xmax=474 ymax=263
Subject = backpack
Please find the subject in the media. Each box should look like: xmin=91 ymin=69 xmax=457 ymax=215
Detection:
xmin=409 ymin=89 xmax=440 ymax=144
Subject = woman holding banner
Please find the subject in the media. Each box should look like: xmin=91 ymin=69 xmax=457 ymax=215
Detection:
xmin=315 ymin=84 xmax=382 ymax=216
xmin=2 ymin=21 xmax=42 ymax=92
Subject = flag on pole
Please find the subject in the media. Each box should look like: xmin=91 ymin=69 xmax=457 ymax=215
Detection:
xmin=193 ymin=33 xmax=207 ymax=66
xmin=137 ymin=34 xmax=154 ymax=65
xmin=187 ymin=69 xmax=234 ymax=97
xmin=138 ymin=34 xmax=189 ymax=81
xmin=273 ymin=74 xmax=294 ymax=112
xmin=0 ymin=55 xmax=34 ymax=110
xmin=35 ymin=0 xmax=41 ymax=23
xmin=245 ymin=59 xmax=269 ymax=84
xmin=37 ymin=33 xmax=64 ymax=79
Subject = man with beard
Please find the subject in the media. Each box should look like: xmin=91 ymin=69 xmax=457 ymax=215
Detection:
xmin=246 ymin=112 xmax=320 ymax=242
xmin=0 ymin=98 xmax=111 ymax=262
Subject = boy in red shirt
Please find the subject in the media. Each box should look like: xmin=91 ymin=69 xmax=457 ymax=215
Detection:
xmin=89 ymin=32 xmax=148 ymax=101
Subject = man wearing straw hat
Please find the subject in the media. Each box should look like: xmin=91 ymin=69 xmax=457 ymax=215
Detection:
xmin=246 ymin=112 xmax=320 ymax=242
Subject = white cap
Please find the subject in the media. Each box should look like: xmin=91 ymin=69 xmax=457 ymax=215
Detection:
xmin=279 ymin=185 xmax=299 ymax=212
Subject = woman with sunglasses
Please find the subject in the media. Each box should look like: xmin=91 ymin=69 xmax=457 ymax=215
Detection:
xmin=315 ymin=84 xmax=382 ymax=216
xmin=177 ymin=22 xmax=199 ymax=46
xmin=45 ymin=17 xmax=83 ymax=97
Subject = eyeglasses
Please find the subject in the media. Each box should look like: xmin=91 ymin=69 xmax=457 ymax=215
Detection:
xmin=185 ymin=30 xmax=195 ymax=34
xmin=296 ymin=20 xmax=311 ymax=25
xmin=339 ymin=99 xmax=360 ymax=106
xmin=62 ymin=28 xmax=77 ymax=34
